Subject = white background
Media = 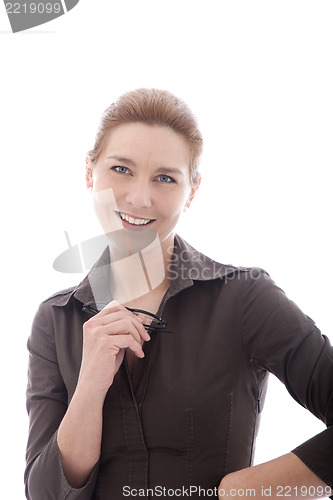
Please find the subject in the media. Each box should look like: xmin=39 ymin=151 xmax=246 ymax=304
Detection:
xmin=0 ymin=1 xmax=332 ymax=498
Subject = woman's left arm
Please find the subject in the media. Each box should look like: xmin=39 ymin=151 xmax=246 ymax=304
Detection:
xmin=219 ymin=452 xmax=332 ymax=500
xmin=235 ymin=270 xmax=333 ymax=499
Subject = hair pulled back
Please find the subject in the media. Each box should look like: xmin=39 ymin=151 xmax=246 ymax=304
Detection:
xmin=87 ymin=88 xmax=203 ymax=185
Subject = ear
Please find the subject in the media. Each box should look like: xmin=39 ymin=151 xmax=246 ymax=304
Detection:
xmin=184 ymin=176 xmax=201 ymax=210
xmin=85 ymin=157 xmax=93 ymax=189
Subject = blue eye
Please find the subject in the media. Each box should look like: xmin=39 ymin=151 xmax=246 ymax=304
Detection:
xmin=113 ymin=166 xmax=129 ymax=174
xmin=157 ymin=175 xmax=174 ymax=183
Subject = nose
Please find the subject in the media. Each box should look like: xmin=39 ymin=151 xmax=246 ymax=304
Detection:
xmin=124 ymin=177 xmax=152 ymax=209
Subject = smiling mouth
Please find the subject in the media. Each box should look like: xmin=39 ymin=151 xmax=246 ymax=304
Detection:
xmin=117 ymin=211 xmax=156 ymax=226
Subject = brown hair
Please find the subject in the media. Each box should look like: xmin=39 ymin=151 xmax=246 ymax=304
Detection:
xmin=87 ymin=88 xmax=203 ymax=185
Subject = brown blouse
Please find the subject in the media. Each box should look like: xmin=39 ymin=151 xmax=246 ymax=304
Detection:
xmin=25 ymin=235 xmax=333 ymax=499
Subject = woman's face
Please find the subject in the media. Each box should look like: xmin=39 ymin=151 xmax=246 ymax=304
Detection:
xmin=86 ymin=123 xmax=199 ymax=248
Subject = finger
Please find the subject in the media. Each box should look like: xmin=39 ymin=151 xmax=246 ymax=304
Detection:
xmin=104 ymin=299 xmax=120 ymax=310
xmin=100 ymin=318 xmax=147 ymax=344
xmin=109 ymin=334 xmax=145 ymax=358
xmin=96 ymin=309 xmax=142 ymax=327
xmin=93 ymin=299 xmax=123 ymax=317
xmin=95 ymin=301 xmax=144 ymax=327
xmin=94 ymin=310 xmax=150 ymax=342
xmin=90 ymin=309 xmax=150 ymax=341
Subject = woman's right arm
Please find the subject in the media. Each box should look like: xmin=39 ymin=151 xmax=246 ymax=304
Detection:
xmin=57 ymin=303 xmax=149 ymax=488
xmin=25 ymin=301 xmax=149 ymax=499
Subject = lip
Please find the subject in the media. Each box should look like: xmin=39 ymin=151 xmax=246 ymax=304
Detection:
xmin=116 ymin=211 xmax=156 ymax=230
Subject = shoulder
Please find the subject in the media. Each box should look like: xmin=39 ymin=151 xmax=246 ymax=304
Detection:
xmin=173 ymin=234 xmax=270 ymax=284
xmin=29 ymin=284 xmax=87 ymax=352
xmin=31 ymin=286 xmax=75 ymax=324
xmin=32 ymin=285 xmax=80 ymax=332
xmin=41 ymin=286 xmax=77 ymax=305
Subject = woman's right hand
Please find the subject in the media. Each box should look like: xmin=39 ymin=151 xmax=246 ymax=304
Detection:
xmin=77 ymin=301 xmax=150 ymax=398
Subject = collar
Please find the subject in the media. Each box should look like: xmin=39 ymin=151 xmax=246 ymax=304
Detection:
xmin=51 ymin=234 xmax=242 ymax=308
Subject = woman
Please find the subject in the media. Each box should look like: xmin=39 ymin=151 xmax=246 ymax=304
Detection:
xmin=25 ymin=88 xmax=333 ymax=500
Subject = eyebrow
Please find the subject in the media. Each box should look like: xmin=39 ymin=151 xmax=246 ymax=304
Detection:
xmin=155 ymin=167 xmax=184 ymax=177
xmin=106 ymin=155 xmax=137 ymax=166
xmin=106 ymin=155 xmax=184 ymax=177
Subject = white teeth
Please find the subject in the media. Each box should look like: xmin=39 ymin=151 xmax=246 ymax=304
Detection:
xmin=119 ymin=212 xmax=152 ymax=226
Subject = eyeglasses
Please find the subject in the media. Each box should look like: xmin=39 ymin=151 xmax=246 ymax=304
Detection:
xmin=82 ymin=301 xmax=172 ymax=333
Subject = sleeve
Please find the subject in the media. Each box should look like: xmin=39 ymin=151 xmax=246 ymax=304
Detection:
xmin=25 ymin=302 xmax=99 ymax=500
xmin=241 ymin=269 xmax=333 ymax=488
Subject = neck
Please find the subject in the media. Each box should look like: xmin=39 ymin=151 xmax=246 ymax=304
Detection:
xmin=108 ymin=230 xmax=174 ymax=305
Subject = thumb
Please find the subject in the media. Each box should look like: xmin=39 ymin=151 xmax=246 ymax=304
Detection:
xmin=103 ymin=299 xmax=121 ymax=310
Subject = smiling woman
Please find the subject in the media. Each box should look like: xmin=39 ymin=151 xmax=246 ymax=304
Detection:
xmin=86 ymin=88 xmax=202 ymax=186
xmin=86 ymin=122 xmax=199 ymax=307
xmin=24 ymin=89 xmax=333 ymax=500
xmin=86 ymin=123 xmax=197 ymax=247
